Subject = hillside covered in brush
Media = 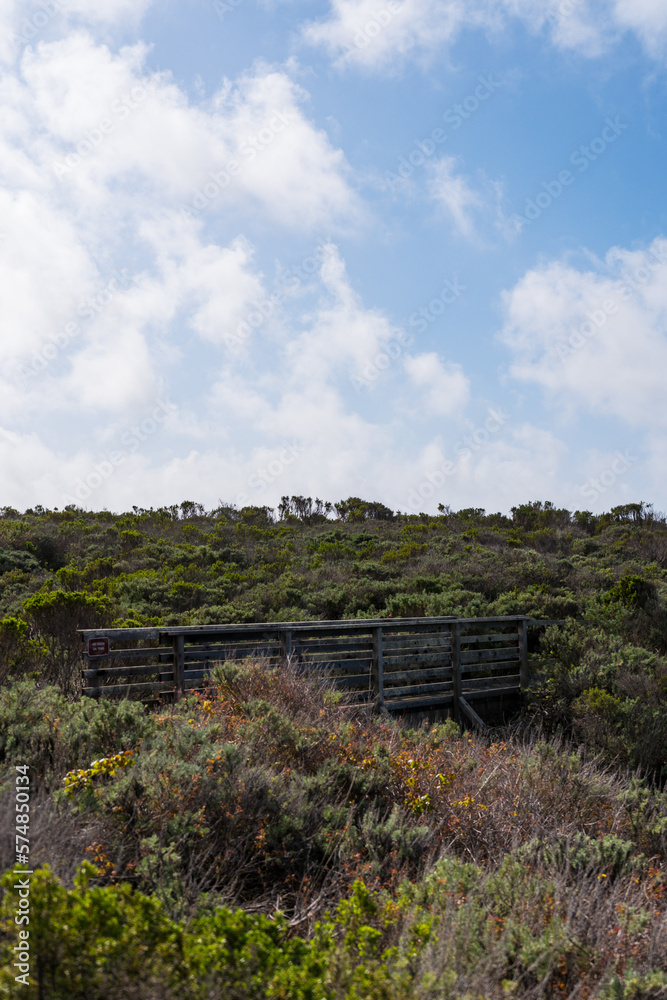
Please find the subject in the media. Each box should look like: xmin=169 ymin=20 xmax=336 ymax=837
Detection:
xmin=1 ymin=497 xmax=666 ymax=776
xmin=1 ymin=498 xmax=667 ymax=998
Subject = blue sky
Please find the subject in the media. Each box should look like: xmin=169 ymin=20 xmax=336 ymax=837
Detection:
xmin=1 ymin=0 xmax=666 ymax=515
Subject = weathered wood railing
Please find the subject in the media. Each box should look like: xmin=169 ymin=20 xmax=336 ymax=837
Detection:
xmin=80 ymin=615 xmax=549 ymax=728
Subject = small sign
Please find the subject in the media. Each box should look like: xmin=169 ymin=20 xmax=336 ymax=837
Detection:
xmin=88 ymin=637 xmax=110 ymax=658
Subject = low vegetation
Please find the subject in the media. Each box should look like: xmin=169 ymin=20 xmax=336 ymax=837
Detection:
xmin=0 ymin=497 xmax=666 ymax=997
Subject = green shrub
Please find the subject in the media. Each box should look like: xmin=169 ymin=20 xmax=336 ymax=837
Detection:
xmin=597 ymin=970 xmax=667 ymax=999
xmin=605 ymin=574 xmax=656 ymax=611
xmin=573 ymin=687 xmax=623 ymax=720
xmin=0 ymin=864 xmax=181 ymax=999
xmin=0 ymin=679 xmax=152 ymax=788
xmin=23 ymin=591 xmax=110 ymax=695
xmin=0 ymin=618 xmax=37 ymax=683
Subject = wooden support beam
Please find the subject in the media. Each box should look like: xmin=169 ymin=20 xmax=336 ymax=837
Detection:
xmin=459 ymin=696 xmax=489 ymax=734
xmin=372 ymin=626 xmax=385 ymax=710
xmin=282 ymin=629 xmax=293 ymax=666
xmin=518 ymin=617 xmax=529 ymax=690
xmin=451 ymin=622 xmax=461 ymax=722
xmin=173 ymin=635 xmax=185 ymax=700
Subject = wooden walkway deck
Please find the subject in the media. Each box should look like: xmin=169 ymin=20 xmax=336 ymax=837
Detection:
xmin=80 ymin=615 xmax=549 ymax=729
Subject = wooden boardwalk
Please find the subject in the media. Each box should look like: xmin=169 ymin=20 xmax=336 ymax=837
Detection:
xmin=80 ymin=615 xmax=548 ymax=729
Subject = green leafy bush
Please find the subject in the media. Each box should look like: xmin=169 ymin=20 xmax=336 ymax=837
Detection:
xmin=23 ymin=591 xmax=110 ymax=695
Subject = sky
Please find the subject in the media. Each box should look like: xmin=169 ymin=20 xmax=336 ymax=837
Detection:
xmin=1 ymin=0 xmax=666 ymax=516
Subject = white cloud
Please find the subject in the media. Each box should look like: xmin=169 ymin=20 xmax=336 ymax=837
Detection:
xmin=1 ymin=0 xmax=155 ymax=65
xmin=404 ymin=352 xmax=470 ymax=416
xmin=448 ymin=423 xmax=570 ymax=508
xmin=62 ymin=0 xmax=155 ymax=24
xmin=212 ymin=67 xmax=361 ymax=230
xmin=399 ymin=418 xmax=572 ymax=512
xmin=611 ymin=0 xmax=667 ymax=56
xmin=138 ymin=221 xmax=265 ymax=348
xmin=64 ymin=325 xmax=158 ymax=412
xmin=500 ymin=237 xmax=667 ymax=428
xmin=302 ymin=0 xmax=483 ymax=73
xmin=303 ymin=0 xmax=667 ymax=72
xmin=0 ymin=424 xmax=138 ymax=510
xmin=203 ymin=245 xmax=476 ymax=507
xmin=207 ymin=243 xmax=408 ymax=447
xmin=7 ymin=35 xmax=360 ymax=231
xmin=0 ymin=32 xmax=363 ymax=430
xmin=283 ymin=244 xmax=403 ymax=382
xmin=7 ymin=221 xmax=269 ymax=417
xmin=0 ymin=188 xmax=96 ymax=365
xmin=427 ymin=156 xmax=482 ymax=240
xmin=501 ymin=0 xmax=615 ymax=57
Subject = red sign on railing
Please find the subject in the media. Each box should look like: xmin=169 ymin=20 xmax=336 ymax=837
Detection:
xmin=88 ymin=637 xmax=110 ymax=657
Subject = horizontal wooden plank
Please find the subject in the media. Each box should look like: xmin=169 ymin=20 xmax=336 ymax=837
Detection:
xmin=81 ymin=628 xmax=161 ymax=642
xmin=382 ymin=633 xmax=452 ymax=648
xmin=165 ymin=616 xmax=458 ymax=635
xmin=384 ymin=647 xmax=452 ymax=659
xmin=187 ymin=644 xmax=281 ymax=657
xmin=461 ymin=647 xmax=520 ymax=665
xmin=382 ymin=645 xmax=452 ymax=659
xmin=292 ymin=637 xmax=374 ymax=654
xmin=459 ymin=633 xmax=518 ymax=646
xmin=83 ymin=664 xmax=163 ymax=680
xmin=81 ymin=615 xmax=542 ymax=642
xmin=176 ymin=629 xmax=292 ymax=643
xmin=303 ymin=649 xmax=374 ymax=665
xmin=460 ymin=661 xmax=522 ymax=677
xmin=80 ymin=618 xmax=456 ymax=642
xmin=384 ymin=681 xmax=453 ymax=700
xmin=464 ymin=685 xmax=522 ymax=701
xmin=332 ymin=674 xmax=374 ymax=690
xmin=83 ymin=681 xmax=171 ymax=698
xmin=84 ymin=645 xmax=173 ymax=662
xmin=299 ymin=651 xmax=373 ymax=665
xmin=183 ymin=640 xmax=280 ymax=652
xmin=384 ymin=693 xmax=453 ymax=712
xmin=181 ymin=648 xmax=280 ymax=663
xmin=452 ymin=616 xmax=532 ymax=625
xmin=463 ymin=673 xmax=520 ymax=690
xmin=383 ymin=652 xmax=452 ymax=668
xmin=322 ymin=688 xmax=371 ymax=704
xmin=303 ymin=657 xmax=371 ymax=675
xmin=384 ymin=667 xmax=452 ymax=685
xmin=183 ymin=668 xmax=212 ymax=682
xmin=161 ymin=618 xmax=448 ymax=639
xmin=183 ymin=637 xmax=282 ymax=649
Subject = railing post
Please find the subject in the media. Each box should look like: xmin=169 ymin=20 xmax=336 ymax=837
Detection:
xmin=282 ymin=629 xmax=293 ymax=666
xmin=173 ymin=635 xmax=185 ymax=699
xmin=451 ymin=621 xmax=461 ymax=722
xmin=518 ymin=617 xmax=529 ymax=690
xmin=372 ymin=627 xmax=384 ymax=710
